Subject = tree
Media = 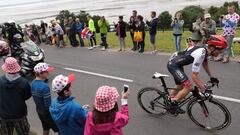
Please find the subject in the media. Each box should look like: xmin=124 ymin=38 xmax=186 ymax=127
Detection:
xmin=181 ymin=5 xmax=204 ymax=28
xmin=76 ymin=11 xmax=90 ymax=25
xmin=158 ymin=11 xmax=172 ymax=32
xmin=56 ymin=10 xmax=75 ymax=23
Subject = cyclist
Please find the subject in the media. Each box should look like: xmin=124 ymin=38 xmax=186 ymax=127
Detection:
xmin=167 ymin=34 xmax=227 ymax=114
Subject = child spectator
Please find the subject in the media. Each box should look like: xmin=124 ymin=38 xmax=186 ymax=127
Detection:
xmin=50 ymin=74 xmax=88 ymax=135
xmin=31 ymin=63 xmax=59 ymax=135
xmin=84 ymin=85 xmax=129 ymax=135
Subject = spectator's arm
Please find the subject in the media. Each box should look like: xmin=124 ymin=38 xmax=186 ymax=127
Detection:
xmin=146 ymin=20 xmax=150 ymax=27
xmin=175 ymin=20 xmax=184 ymax=28
xmin=24 ymin=82 xmax=32 ymax=100
xmin=226 ymin=19 xmax=237 ymax=27
xmin=75 ymin=104 xmax=88 ymax=126
xmin=170 ymin=21 xmax=175 ymax=27
xmin=193 ymin=23 xmax=200 ymax=31
xmin=84 ymin=112 xmax=92 ymax=135
xmin=200 ymin=22 xmax=205 ymax=35
xmin=209 ymin=21 xmax=216 ymax=33
xmin=98 ymin=20 xmax=103 ymax=28
xmin=151 ymin=19 xmax=158 ymax=29
xmin=140 ymin=22 xmax=145 ymax=32
xmin=43 ymin=87 xmax=51 ymax=109
xmin=116 ymin=99 xmax=129 ymax=128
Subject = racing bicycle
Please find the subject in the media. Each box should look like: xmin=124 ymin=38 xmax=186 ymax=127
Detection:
xmin=137 ymin=72 xmax=231 ymax=130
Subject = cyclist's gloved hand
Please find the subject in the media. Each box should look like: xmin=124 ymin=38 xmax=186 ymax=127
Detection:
xmin=210 ymin=77 xmax=219 ymax=84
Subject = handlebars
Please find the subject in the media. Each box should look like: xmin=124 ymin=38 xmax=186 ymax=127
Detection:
xmin=205 ymin=81 xmax=219 ymax=89
xmin=193 ymin=81 xmax=219 ymax=100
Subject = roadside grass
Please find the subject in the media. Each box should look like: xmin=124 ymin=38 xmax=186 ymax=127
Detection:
xmin=64 ymin=30 xmax=240 ymax=55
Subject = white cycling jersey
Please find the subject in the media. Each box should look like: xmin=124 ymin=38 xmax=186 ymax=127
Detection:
xmin=170 ymin=46 xmax=208 ymax=73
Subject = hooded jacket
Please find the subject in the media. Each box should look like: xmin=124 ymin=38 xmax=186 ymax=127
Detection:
xmin=84 ymin=105 xmax=129 ymax=135
xmin=49 ymin=97 xmax=87 ymax=135
xmin=0 ymin=75 xmax=31 ymax=119
xmin=146 ymin=18 xmax=158 ymax=35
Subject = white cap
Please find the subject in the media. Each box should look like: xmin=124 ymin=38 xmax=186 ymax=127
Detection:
xmin=52 ymin=74 xmax=75 ymax=93
xmin=34 ymin=63 xmax=54 ymax=73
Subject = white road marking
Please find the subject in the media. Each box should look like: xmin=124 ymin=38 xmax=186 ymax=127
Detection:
xmin=213 ymin=95 xmax=240 ymax=104
xmin=64 ymin=67 xmax=134 ymax=83
xmin=64 ymin=67 xmax=240 ymax=104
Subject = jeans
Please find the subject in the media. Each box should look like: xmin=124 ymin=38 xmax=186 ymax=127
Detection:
xmin=77 ymin=32 xmax=85 ymax=47
xmin=90 ymin=32 xmax=97 ymax=47
xmin=173 ymin=35 xmax=182 ymax=52
xmin=119 ymin=37 xmax=125 ymax=50
xmin=101 ymin=33 xmax=107 ymax=48
xmin=68 ymin=33 xmax=79 ymax=47
xmin=222 ymin=35 xmax=234 ymax=58
xmin=138 ymin=40 xmax=145 ymax=52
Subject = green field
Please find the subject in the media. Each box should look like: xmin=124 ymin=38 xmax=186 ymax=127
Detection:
xmin=73 ymin=30 xmax=240 ymax=55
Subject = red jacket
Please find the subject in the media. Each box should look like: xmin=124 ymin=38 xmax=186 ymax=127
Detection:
xmin=84 ymin=105 xmax=129 ymax=135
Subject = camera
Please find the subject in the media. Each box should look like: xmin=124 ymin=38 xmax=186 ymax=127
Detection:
xmin=123 ymin=84 xmax=129 ymax=93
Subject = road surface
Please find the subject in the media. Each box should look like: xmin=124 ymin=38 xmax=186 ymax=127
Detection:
xmin=0 ymin=45 xmax=239 ymax=135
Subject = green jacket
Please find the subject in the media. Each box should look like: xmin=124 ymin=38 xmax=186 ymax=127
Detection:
xmin=88 ymin=19 xmax=96 ymax=32
xmin=98 ymin=19 xmax=109 ymax=34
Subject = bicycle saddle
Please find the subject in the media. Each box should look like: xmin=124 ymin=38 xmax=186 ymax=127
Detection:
xmin=153 ymin=72 xmax=169 ymax=78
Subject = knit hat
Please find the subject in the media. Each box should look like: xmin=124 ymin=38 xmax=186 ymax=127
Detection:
xmin=1 ymin=57 xmax=21 ymax=74
xmin=34 ymin=63 xmax=54 ymax=73
xmin=52 ymin=74 xmax=75 ymax=93
xmin=95 ymin=86 xmax=119 ymax=112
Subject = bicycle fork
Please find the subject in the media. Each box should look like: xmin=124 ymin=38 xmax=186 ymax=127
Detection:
xmin=198 ymin=101 xmax=209 ymax=117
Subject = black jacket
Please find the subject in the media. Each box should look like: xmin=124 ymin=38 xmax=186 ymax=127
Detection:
xmin=146 ymin=18 xmax=158 ymax=35
xmin=0 ymin=75 xmax=31 ymax=119
xmin=136 ymin=21 xmax=146 ymax=39
xmin=115 ymin=21 xmax=127 ymax=38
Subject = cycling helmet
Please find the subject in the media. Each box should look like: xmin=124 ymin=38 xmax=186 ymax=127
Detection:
xmin=0 ymin=40 xmax=10 ymax=56
xmin=207 ymin=35 xmax=227 ymax=49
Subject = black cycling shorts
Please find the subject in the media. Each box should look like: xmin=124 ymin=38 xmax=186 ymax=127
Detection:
xmin=167 ymin=61 xmax=189 ymax=86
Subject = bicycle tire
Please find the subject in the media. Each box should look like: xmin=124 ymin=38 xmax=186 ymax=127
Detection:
xmin=187 ymin=97 xmax=231 ymax=130
xmin=137 ymin=87 xmax=168 ymax=115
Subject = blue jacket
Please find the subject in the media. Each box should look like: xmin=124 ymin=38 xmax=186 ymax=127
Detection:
xmin=76 ymin=22 xmax=84 ymax=33
xmin=49 ymin=97 xmax=87 ymax=135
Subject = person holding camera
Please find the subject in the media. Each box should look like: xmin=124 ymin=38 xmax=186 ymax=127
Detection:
xmin=217 ymin=4 xmax=239 ymax=63
xmin=98 ymin=16 xmax=110 ymax=51
xmin=146 ymin=11 xmax=158 ymax=54
xmin=84 ymin=85 xmax=129 ymax=135
xmin=200 ymin=13 xmax=216 ymax=44
xmin=171 ymin=12 xmax=184 ymax=52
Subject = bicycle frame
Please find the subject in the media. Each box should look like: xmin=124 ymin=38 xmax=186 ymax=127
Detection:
xmin=157 ymin=76 xmax=197 ymax=108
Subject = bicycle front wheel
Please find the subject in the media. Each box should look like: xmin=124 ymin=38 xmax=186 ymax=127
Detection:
xmin=137 ymin=87 xmax=168 ymax=115
xmin=187 ymin=97 xmax=231 ymax=130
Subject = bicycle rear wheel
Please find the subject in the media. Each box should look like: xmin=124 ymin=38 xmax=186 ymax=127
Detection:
xmin=187 ymin=97 xmax=231 ymax=130
xmin=137 ymin=87 xmax=168 ymax=115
